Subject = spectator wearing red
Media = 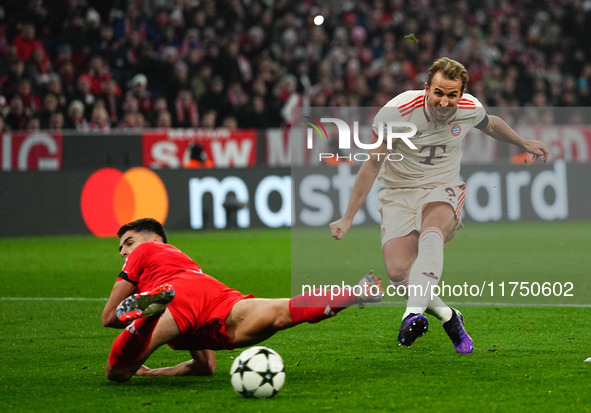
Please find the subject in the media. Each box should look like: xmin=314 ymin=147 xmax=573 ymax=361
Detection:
xmin=98 ymin=78 xmax=122 ymax=126
xmin=89 ymin=103 xmax=111 ymax=132
xmin=65 ymin=99 xmax=89 ymax=131
xmin=84 ymin=55 xmax=112 ymax=95
xmin=57 ymin=60 xmax=77 ymax=101
xmin=147 ymin=96 xmax=168 ymax=127
xmin=6 ymin=96 xmax=29 ymax=130
xmin=72 ymin=74 xmax=95 ymax=116
xmin=52 ymin=44 xmax=73 ymax=73
xmin=58 ymin=16 xmax=88 ymax=70
xmin=25 ymin=47 xmax=52 ymax=91
xmin=127 ymin=73 xmax=152 ymax=118
xmin=0 ymin=0 xmax=589 ymax=132
xmin=226 ymin=81 xmax=248 ymax=115
xmin=277 ymin=74 xmax=305 ymax=127
xmin=13 ymin=22 xmax=46 ymax=63
xmin=15 ymin=78 xmax=41 ymax=116
xmin=173 ymin=89 xmax=198 ymax=128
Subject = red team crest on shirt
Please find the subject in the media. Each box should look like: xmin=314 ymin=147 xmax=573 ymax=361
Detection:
xmin=451 ymin=124 xmax=461 ymax=136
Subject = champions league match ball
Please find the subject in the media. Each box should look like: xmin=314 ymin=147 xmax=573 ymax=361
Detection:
xmin=230 ymin=346 xmax=285 ymax=398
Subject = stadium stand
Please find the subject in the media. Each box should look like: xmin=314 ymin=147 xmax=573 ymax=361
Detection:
xmin=0 ymin=0 xmax=590 ymax=132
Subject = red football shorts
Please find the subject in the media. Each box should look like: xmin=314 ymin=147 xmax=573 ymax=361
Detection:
xmin=166 ymin=273 xmax=254 ymax=351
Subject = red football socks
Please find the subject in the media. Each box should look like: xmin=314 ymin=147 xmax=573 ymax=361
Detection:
xmin=108 ymin=316 xmax=160 ymax=369
xmin=289 ymin=288 xmax=357 ymax=324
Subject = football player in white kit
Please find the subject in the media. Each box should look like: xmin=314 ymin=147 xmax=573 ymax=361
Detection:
xmin=329 ymin=57 xmax=549 ymax=353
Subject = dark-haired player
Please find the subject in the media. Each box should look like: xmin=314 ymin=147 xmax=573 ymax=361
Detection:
xmin=102 ymin=218 xmax=383 ymax=382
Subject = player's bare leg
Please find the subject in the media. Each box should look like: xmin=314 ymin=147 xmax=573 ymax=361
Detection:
xmin=226 ymin=273 xmax=384 ymax=347
xmin=226 ymin=296 xmax=360 ymax=347
xmin=382 ymin=231 xmax=418 ymax=286
xmin=421 ymin=202 xmax=457 ymax=242
xmin=226 ymin=298 xmax=294 ymax=347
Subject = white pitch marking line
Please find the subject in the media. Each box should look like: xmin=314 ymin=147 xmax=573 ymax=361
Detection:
xmin=4 ymin=298 xmax=591 ymax=308
xmin=366 ymin=300 xmax=591 ymax=308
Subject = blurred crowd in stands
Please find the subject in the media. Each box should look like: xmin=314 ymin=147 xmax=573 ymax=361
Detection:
xmin=0 ymin=0 xmax=590 ymax=133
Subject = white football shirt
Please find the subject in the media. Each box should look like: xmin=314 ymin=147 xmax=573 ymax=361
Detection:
xmin=372 ymin=90 xmax=486 ymax=189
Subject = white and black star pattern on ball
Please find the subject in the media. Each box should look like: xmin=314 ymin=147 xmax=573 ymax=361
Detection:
xmin=230 ymin=346 xmax=285 ymax=398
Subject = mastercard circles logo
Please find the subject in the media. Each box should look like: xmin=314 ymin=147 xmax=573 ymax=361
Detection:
xmin=81 ymin=167 xmax=168 ymax=237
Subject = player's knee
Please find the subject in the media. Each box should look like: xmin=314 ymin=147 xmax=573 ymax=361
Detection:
xmin=385 ymin=263 xmax=409 ymax=284
xmin=188 ymin=361 xmax=216 ymax=376
xmin=188 ymin=350 xmax=217 ymax=376
xmin=105 ymin=367 xmax=133 ymax=383
xmin=271 ymin=301 xmax=293 ymax=330
xmin=105 ymin=359 xmax=138 ymax=383
xmin=190 ymin=357 xmax=216 ymax=376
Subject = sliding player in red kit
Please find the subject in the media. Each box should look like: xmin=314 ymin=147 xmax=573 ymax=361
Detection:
xmin=102 ymin=218 xmax=383 ymax=382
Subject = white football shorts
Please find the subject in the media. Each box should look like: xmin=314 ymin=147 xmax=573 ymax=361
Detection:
xmin=377 ymin=181 xmax=466 ymax=246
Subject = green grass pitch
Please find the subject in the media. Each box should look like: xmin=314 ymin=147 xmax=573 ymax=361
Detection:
xmin=1 ymin=221 xmax=590 ymax=412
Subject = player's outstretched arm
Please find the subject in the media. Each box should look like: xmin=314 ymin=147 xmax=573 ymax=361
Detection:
xmin=136 ymin=350 xmax=216 ymax=376
xmin=481 ymin=115 xmax=549 ymax=163
xmin=329 ymin=144 xmax=386 ymax=240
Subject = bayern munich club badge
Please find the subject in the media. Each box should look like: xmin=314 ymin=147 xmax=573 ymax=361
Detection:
xmin=451 ymin=124 xmax=461 ymax=136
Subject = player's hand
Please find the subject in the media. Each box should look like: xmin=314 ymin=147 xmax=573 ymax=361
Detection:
xmin=523 ymin=140 xmax=549 ymax=163
xmin=329 ymin=218 xmax=352 ymax=240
